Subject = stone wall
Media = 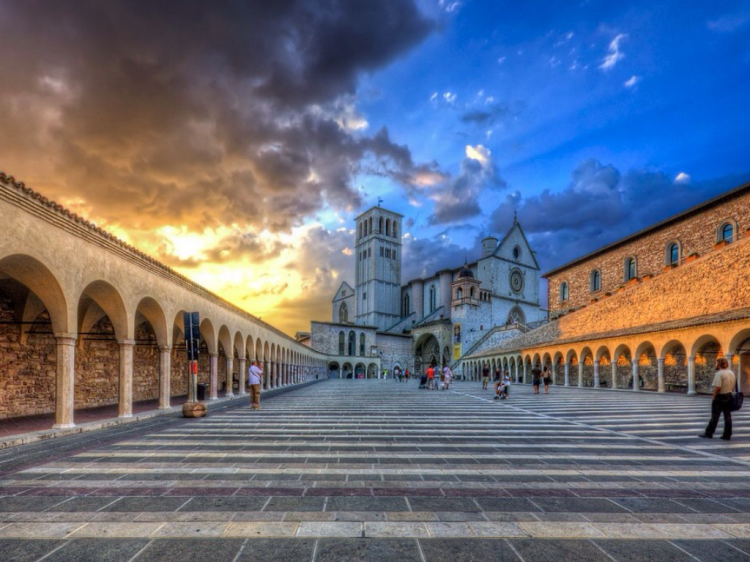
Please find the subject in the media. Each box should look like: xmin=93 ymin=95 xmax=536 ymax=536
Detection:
xmin=0 ymin=300 xmax=56 ymax=419
xmin=377 ymin=333 xmax=413 ymax=373
xmin=553 ymin=235 xmax=750 ymax=341
xmin=547 ymin=188 xmax=750 ymax=316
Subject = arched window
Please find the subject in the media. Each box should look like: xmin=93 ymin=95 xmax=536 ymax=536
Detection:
xmin=624 ymin=257 xmax=637 ymax=281
xmin=513 ymin=246 xmax=521 ymax=260
xmin=507 ymin=306 xmax=525 ymax=325
xmin=403 ymin=293 xmax=410 ymax=317
xmin=339 ymin=302 xmax=348 ymax=323
xmin=559 ymin=282 xmax=569 ymax=302
xmin=358 ymin=223 xmax=362 ymax=239
xmin=378 ymin=216 xmax=383 ymax=233
xmin=457 ymin=288 xmax=463 ymax=299
xmin=720 ymin=222 xmax=734 ymax=243
xmin=590 ymin=270 xmax=601 ymax=292
xmin=338 ymin=331 xmax=345 ymax=355
xmin=386 ymin=219 xmax=391 ymax=237
xmin=666 ymin=242 xmax=680 ymax=265
xmin=348 ymin=331 xmax=355 ymax=356
xmin=393 ymin=222 xmax=398 ymax=238
xmin=359 ymin=333 xmax=365 ymax=356
xmin=470 ymin=287 xmax=475 ymax=298
xmin=429 ymin=285 xmax=437 ymax=313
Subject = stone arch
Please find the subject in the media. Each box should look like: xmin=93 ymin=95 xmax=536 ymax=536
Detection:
xmin=78 ymin=280 xmax=130 ymax=341
xmin=199 ymin=318 xmax=217 ymax=355
xmin=532 ymin=353 xmax=541 ymax=368
xmin=133 ymin=297 xmax=168 ymax=406
xmin=246 ymin=335 xmax=255 ymax=362
xmin=634 ymin=341 xmax=658 ymax=391
xmin=355 ymin=362 xmax=366 ymax=378
xmin=691 ymin=334 xmax=723 ymax=394
xmin=507 ymin=305 xmax=525 ymax=326
xmin=553 ymin=351 xmax=565 ymax=385
xmin=542 ymin=352 xmax=552 ymax=381
xmin=613 ymin=344 xmax=632 ymax=390
xmin=367 ymin=363 xmax=378 ymax=379
xmin=343 ymin=362 xmax=353 ymax=378
xmin=0 ymin=253 xmax=70 ymax=334
xmin=0 ymin=254 xmax=68 ymax=424
xmin=578 ymin=346 xmax=593 ymax=386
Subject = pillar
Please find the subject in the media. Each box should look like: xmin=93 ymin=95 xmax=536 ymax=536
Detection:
xmin=593 ymin=361 xmax=600 ymax=388
xmin=263 ymin=361 xmax=269 ymax=390
xmin=339 ymin=367 xmax=343 ymax=379
xmin=53 ymin=334 xmax=77 ymax=429
xmin=687 ymin=355 xmax=696 ymax=395
xmin=657 ymin=358 xmax=665 ymax=393
xmin=564 ymin=362 xmax=570 ymax=387
xmin=514 ymin=362 xmax=519 ymax=384
xmin=611 ymin=361 xmax=617 ymax=389
xmin=578 ymin=362 xmax=584 ymax=387
xmin=225 ymin=356 xmax=234 ymax=397
xmin=238 ymin=358 xmax=247 ymax=395
xmin=632 ymin=361 xmax=640 ymax=392
xmin=276 ymin=362 xmax=281 ymax=387
xmin=209 ymin=353 xmax=219 ymax=399
xmin=118 ymin=339 xmax=135 ymax=418
xmin=159 ymin=346 xmax=171 ymax=409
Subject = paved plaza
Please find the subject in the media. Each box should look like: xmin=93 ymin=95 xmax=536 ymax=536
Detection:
xmin=3 ymin=381 xmax=750 ymax=561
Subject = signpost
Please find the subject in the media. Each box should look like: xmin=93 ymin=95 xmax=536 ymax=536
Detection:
xmin=182 ymin=312 xmax=206 ymax=418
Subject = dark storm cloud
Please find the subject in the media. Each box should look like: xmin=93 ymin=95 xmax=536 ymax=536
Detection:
xmin=0 ymin=0 xmax=435 ymax=238
xmin=490 ymin=159 xmax=750 ymax=271
xmin=401 ymin=232 xmax=484 ymax=281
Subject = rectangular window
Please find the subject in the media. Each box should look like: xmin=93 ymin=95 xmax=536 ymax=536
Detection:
xmin=380 ymin=247 xmax=384 ymax=257
xmin=368 ymin=248 xmax=371 ymax=257
xmin=363 ymin=292 xmax=367 ymax=300
xmin=386 ymin=248 xmax=391 ymax=259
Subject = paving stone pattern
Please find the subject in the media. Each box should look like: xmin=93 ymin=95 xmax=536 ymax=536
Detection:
xmin=3 ymin=380 xmax=750 ymax=560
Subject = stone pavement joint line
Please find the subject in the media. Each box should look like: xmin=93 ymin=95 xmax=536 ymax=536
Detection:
xmin=3 ymin=381 xmax=750 ymax=561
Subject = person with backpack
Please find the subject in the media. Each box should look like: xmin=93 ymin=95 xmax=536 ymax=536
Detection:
xmin=699 ymin=358 xmax=737 ymax=441
xmin=532 ymin=366 xmax=542 ymax=394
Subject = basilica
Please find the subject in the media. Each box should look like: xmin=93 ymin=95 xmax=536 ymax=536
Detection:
xmin=308 ymin=205 xmax=547 ymax=378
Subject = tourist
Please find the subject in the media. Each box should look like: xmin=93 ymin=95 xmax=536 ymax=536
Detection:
xmin=248 ymin=360 xmax=263 ymax=410
xmin=404 ymin=368 xmax=410 ymax=382
xmin=383 ymin=368 xmax=388 ymax=381
xmin=542 ymin=365 xmax=551 ymax=394
xmin=481 ymin=363 xmax=490 ymax=390
xmin=495 ymin=372 xmax=511 ymax=400
xmin=532 ymin=366 xmax=542 ymax=394
xmin=426 ymin=364 xmax=436 ymax=390
xmin=443 ymin=364 xmax=453 ymax=390
xmin=493 ymin=366 xmax=502 ymax=394
xmin=699 ymin=358 xmax=737 ymax=441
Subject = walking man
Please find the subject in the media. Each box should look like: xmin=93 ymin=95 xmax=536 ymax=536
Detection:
xmin=426 ymin=364 xmax=436 ymax=390
xmin=248 ymin=360 xmax=263 ymax=410
xmin=699 ymin=358 xmax=736 ymax=440
xmin=481 ymin=363 xmax=490 ymax=390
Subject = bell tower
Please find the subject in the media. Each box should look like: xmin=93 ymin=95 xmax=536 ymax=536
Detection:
xmin=354 ymin=206 xmax=403 ymax=330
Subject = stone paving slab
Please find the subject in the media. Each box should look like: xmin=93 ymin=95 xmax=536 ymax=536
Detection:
xmin=3 ymin=381 xmax=750 ymax=560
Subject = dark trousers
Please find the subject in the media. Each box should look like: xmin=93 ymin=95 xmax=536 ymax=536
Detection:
xmin=705 ymin=393 xmax=733 ymax=438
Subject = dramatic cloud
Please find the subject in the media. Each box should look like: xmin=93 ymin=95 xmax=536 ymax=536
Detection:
xmin=490 ymin=159 xmax=750 ymax=272
xmin=0 ymin=0 xmax=434 ymax=235
xmin=401 ymin=231 xmax=483 ymax=282
xmin=428 ymin=144 xmax=506 ymax=224
xmin=0 ymin=0 xmax=437 ymax=333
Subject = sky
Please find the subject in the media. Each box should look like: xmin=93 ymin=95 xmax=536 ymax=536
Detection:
xmin=1 ymin=0 xmax=750 ymax=335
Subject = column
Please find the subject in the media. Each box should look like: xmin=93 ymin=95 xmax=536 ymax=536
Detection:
xmin=225 ymin=356 xmax=234 ymax=397
xmin=158 ymin=346 xmax=171 ymax=409
xmin=727 ymin=353 xmax=736 ymax=380
xmin=611 ymin=362 xmax=617 ymax=389
xmin=593 ymin=361 xmax=600 ymax=388
xmin=209 ymin=353 xmax=219 ymax=400
xmin=564 ymin=362 xmax=570 ymax=387
xmin=238 ymin=358 xmax=247 ymax=395
xmin=657 ymin=358 xmax=665 ymax=393
xmin=514 ymin=362 xmax=519 ymax=384
xmin=53 ymin=333 xmax=77 ymax=429
xmin=276 ymin=362 xmax=281 ymax=387
xmin=687 ymin=355 xmax=696 ymax=395
xmin=263 ymin=361 xmax=269 ymax=390
xmin=118 ymin=339 xmax=135 ymax=418
xmin=578 ymin=362 xmax=584 ymax=387
xmin=632 ymin=361 xmax=640 ymax=392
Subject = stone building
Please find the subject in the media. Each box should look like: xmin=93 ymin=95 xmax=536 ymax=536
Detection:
xmin=459 ymin=179 xmax=750 ymax=395
xmin=0 ymin=172 xmax=327 ymax=427
xmin=310 ymin=205 xmax=547 ymax=377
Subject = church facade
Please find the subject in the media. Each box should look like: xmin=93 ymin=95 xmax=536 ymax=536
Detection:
xmin=310 ymin=205 xmax=547 ymax=378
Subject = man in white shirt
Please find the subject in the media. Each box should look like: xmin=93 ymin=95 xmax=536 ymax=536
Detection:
xmin=699 ymin=358 xmax=736 ymax=440
xmin=248 ymin=361 xmax=263 ymax=410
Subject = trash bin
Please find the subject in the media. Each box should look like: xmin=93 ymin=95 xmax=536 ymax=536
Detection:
xmin=197 ymin=383 xmax=206 ymax=401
